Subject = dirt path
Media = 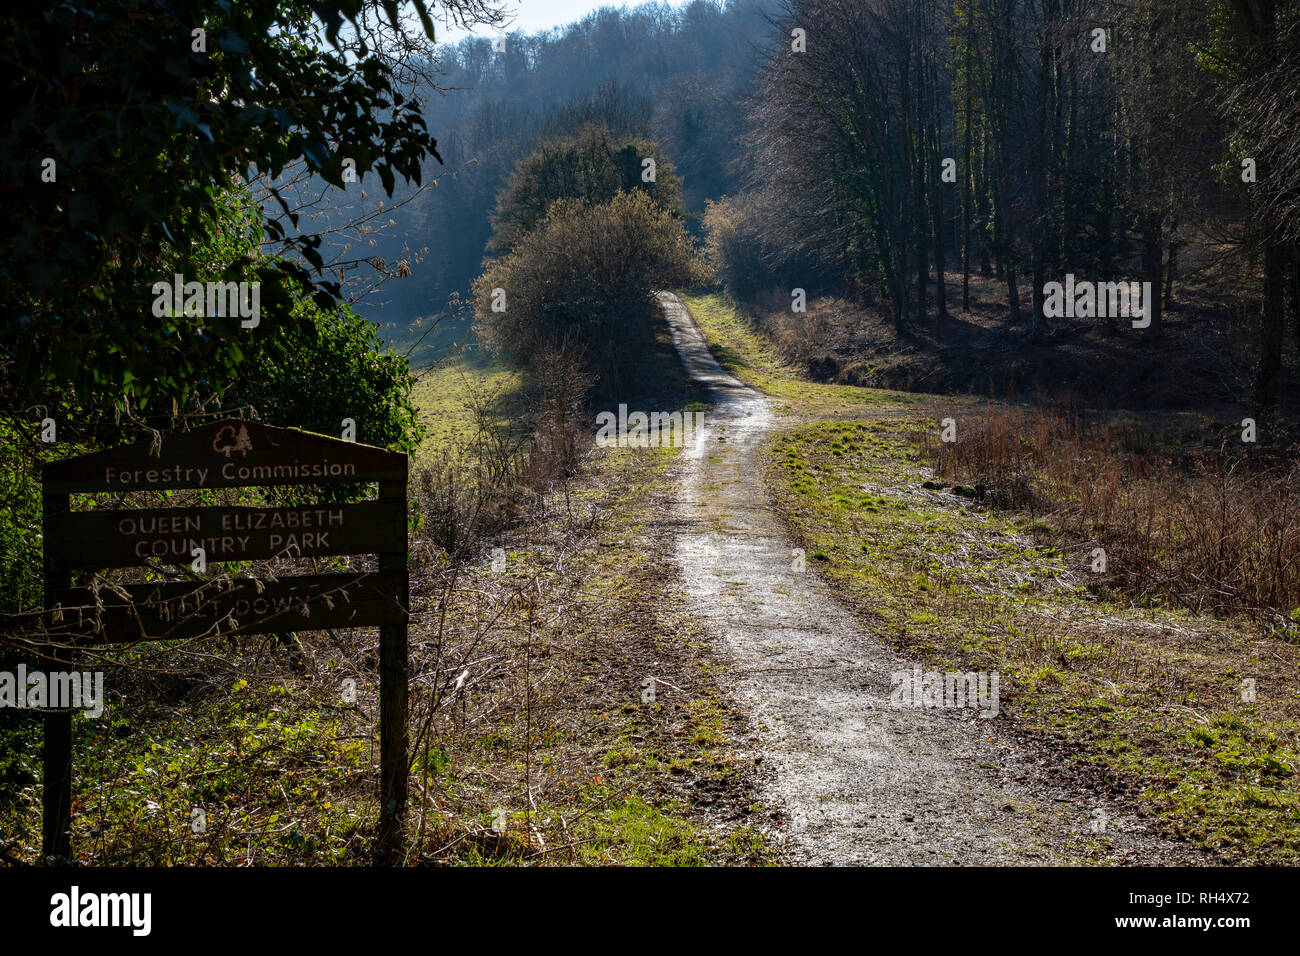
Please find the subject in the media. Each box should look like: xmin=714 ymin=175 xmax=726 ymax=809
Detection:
xmin=659 ymin=291 xmax=1195 ymax=865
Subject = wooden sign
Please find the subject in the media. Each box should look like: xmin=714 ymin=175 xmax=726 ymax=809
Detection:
xmin=54 ymin=571 xmax=405 ymax=642
xmin=45 ymin=501 xmax=405 ymax=572
xmin=42 ymin=419 xmax=406 ymax=493
xmin=39 ymin=419 xmax=411 ymax=864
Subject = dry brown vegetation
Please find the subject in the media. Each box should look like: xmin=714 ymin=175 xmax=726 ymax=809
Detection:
xmin=917 ymin=405 xmax=1300 ymax=625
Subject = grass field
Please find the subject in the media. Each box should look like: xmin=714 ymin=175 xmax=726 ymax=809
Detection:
xmin=408 ymin=348 xmax=522 ymax=463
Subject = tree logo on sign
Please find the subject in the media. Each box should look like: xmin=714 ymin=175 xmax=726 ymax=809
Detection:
xmin=212 ymin=424 xmax=253 ymax=458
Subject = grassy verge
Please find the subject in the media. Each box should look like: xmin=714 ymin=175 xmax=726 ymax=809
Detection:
xmin=0 ymin=660 xmax=382 ymax=865
xmin=681 ymin=292 xmax=925 ymax=416
xmin=409 ymin=349 xmax=523 ymax=462
xmin=409 ymin=314 xmax=770 ymax=865
xmin=420 ymin=442 xmax=774 ymax=865
xmin=683 ymin=291 xmax=1300 ymax=864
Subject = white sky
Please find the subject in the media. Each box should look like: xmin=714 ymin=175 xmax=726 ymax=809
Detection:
xmin=437 ymin=0 xmax=694 ymax=43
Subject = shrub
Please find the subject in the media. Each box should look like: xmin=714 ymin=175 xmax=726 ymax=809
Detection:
xmin=473 ymin=190 xmax=706 ymax=395
xmin=918 ymin=408 xmax=1300 ymax=618
xmin=0 ymin=419 xmax=42 ymax=614
xmin=413 ymin=342 xmax=593 ymax=560
xmin=701 ymin=192 xmax=832 ymax=303
xmin=226 ymin=294 xmax=424 ymax=456
xmin=489 ymin=125 xmax=684 ymax=255
xmin=0 ymin=294 xmax=422 ymax=615
xmin=701 ymin=194 xmax=773 ymax=302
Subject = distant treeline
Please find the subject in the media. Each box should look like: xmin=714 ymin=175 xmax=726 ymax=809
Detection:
xmin=360 ymin=0 xmax=773 ymax=338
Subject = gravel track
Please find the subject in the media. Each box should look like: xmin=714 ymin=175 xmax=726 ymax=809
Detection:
xmin=660 ymin=291 xmax=1199 ymax=866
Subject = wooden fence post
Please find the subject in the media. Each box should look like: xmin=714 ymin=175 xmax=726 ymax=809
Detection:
xmin=41 ymin=490 xmax=73 ymax=863
xmin=376 ymin=469 xmax=409 ymax=864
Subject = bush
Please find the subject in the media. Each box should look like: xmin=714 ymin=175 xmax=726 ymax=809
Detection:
xmin=489 ymin=125 xmax=684 ymax=255
xmin=226 ymin=294 xmax=424 ymax=456
xmin=701 ymin=194 xmax=773 ymax=302
xmin=0 ymin=419 xmax=42 ymax=614
xmin=414 ymin=345 xmax=592 ymax=560
xmin=0 ymin=294 xmax=422 ymax=615
xmin=701 ymin=192 xmax=832 ymax=303
xmin=473 ymin=190 xmax=706 ymax=395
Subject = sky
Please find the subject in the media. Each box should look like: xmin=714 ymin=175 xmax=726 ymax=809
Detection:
xmin=436 ymin=0 xmax=695 ymax=43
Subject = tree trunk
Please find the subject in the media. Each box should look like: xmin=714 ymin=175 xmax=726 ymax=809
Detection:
xmin=1290 ymin=242 xmax=1300 ymax=350
xmin=1170 ymin=217 xmax=1180 ymax=306
xmin=1064 ymin=55 xmax=1078 ymax=268
xmin=1165 ymin=236 xmax=1178 ymax=306
xmin=1254 ymin=240 xmax=1288 ymax=415
xmin=892 ymin=269 xmax=908 ymax=337
xmin=932 ymin=184 xmax=948 ymax=321
xmin=1032 ymin=260 xmax=1045 ymax=336
xmin=962 ymin=39 xmax=973 ymax=311
xmin=916 ymin=237 xmax=928 ymax=328
xmin=1007 ymin=266 xmax=1021 ymax=324
xmin=977 ymin=129 xmax=993 ymax=277
xmin=962 ymin=164 xmax=972 ymax=310
xmin=1141 ymin=212 xmax=1164 ymax=338
xmin=887 ymin=244 xmax=908 ymax=337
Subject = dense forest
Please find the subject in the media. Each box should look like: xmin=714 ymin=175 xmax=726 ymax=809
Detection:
xmin=714 ymin=0 xmax=1299 ymax=417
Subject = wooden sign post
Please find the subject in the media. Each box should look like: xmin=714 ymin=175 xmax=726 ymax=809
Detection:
xmin=39 ymin=420 xmax=410 ymax=864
